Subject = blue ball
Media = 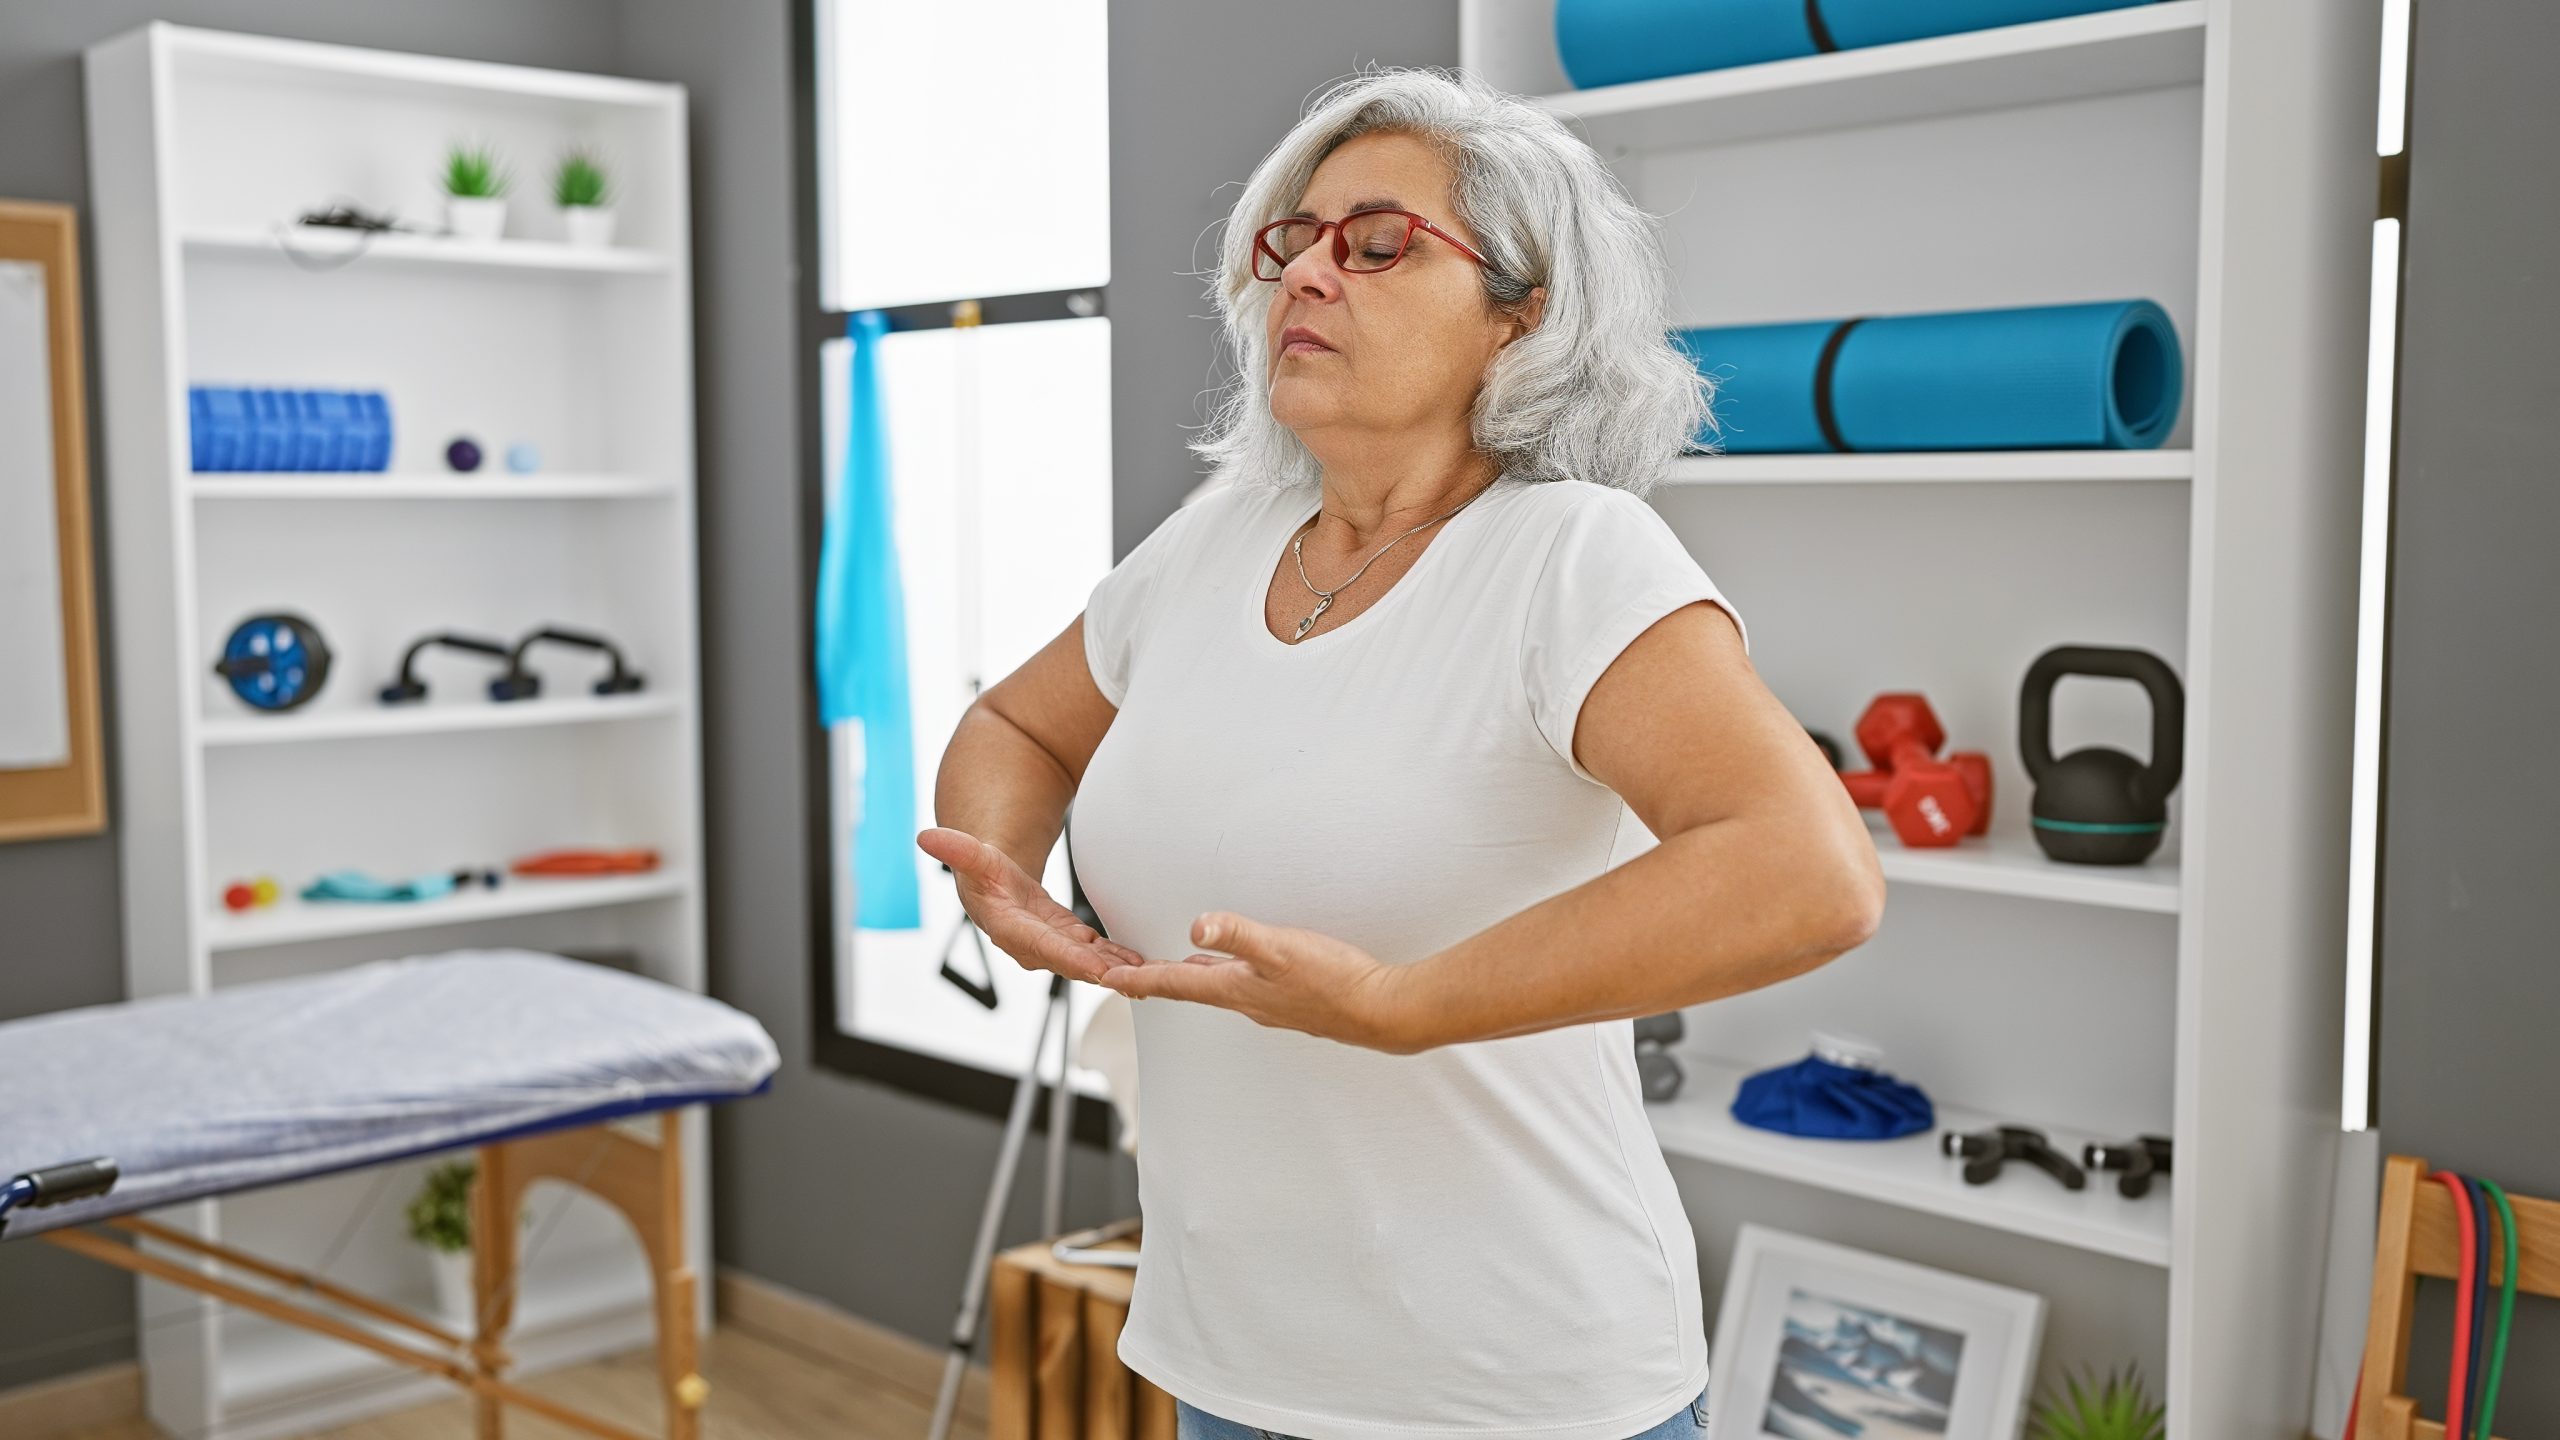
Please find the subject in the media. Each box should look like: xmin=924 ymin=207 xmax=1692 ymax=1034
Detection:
xmin=505 ymin=442 xmax=542 ymax=474
xmin=445 ymin=436 xmax=483 ymax=473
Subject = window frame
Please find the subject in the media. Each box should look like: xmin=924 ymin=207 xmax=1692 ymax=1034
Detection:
xmin=791 ymin=0 xmax=1115 ymax=1144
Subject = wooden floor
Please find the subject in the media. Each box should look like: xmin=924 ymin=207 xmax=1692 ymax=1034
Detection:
xmin=60 ymin=1317 xmax=990 ymax=1440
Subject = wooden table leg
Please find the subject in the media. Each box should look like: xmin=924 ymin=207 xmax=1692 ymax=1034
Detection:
xmin=472 ymin=1141 xmax=517 ymax=1440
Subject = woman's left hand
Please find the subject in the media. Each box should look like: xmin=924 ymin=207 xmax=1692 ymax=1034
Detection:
xmin=1095 ymin=912 xmax=1426 ymax=1054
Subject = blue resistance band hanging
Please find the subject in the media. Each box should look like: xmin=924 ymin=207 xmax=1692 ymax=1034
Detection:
xmin=815 ymin=308 xmax=921 ymax=930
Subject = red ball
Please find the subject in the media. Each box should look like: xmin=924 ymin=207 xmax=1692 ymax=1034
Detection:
xmin=224 ymin=881 xmax=256 ymax=912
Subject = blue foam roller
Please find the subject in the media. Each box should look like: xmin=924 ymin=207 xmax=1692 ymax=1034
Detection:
xmin=204 ymin=388 xmax=249 ymax=471
xmin=1555 ymin=0 xmax=2160 ymax=88
xmin=355 ymin=392 xmax=394 ymax=471
xmin=187 ymin=388 xmax=218 ymax=471
xmin=287 ymin=391 xmax=334 ymax=471
xmin=246 ymin=389 xmax=290 ymax=471
xmin=1677 ymin=298 xmax=2183 ymax=452
xmin=305 ymin=391 xmax=353 ymax=470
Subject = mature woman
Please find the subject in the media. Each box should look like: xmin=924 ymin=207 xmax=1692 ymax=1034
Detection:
xmin=916 ymin=65 xmax=1882 ymax=1440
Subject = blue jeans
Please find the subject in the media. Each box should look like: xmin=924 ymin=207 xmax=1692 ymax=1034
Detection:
xmin=1174 ymin=1386 xmax=1709 ymax=1440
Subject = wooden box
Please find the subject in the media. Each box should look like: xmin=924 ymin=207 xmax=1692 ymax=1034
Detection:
xmin=989 ymin=1229 xmax=1175 ymax=1440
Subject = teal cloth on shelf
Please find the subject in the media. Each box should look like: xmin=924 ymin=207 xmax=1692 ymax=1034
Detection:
xmin=300 ymin=870 xmax=457 ymax=904
xmin=815 ymin=309 xmax=921 ymax=930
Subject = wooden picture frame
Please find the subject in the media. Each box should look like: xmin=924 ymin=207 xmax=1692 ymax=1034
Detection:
xmin=0 ymin=201 xmax=105 ymax=841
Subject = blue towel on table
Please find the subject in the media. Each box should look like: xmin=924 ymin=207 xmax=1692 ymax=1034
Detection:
xmin=814 ymin=309 xmax=920 ymax=930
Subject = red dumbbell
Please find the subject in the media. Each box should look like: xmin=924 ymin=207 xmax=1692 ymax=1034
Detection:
xmin=1836 ymin=694 xmax=1992 ymax=848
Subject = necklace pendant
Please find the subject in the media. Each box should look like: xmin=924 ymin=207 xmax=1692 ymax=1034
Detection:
xmin=1294 ymin=594 xmax=1333 ymax=639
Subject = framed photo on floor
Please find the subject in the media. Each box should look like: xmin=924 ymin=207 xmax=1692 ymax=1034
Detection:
xmin=1710 ymin=1225 xmax=2045 ymax=1440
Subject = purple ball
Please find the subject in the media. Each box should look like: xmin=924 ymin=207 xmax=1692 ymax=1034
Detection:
xmin=445 ymin=436 xmax=484 ymax=473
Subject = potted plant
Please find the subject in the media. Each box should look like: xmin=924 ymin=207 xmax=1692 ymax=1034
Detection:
xmin=405 ymin=1159 xmax=479 ymax=1324
xmin=441 ymin=141 xmax=512 ymax=242
xmin=553 ymin=146 xmax=617 ymax=248
xmin=2026 ymin=1363 xmax=2165 ymax=1440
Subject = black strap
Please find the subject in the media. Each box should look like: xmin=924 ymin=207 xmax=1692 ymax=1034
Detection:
xmin=1812 ymin=317 xmax=1865 ymax=452
xmin=1805 ymin=0 xmax=1840 ymax=53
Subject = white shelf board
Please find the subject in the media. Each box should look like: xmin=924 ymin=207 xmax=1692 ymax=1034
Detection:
xmin=191 ymin=473 xmax=675 ymax=501
xmin=1663 ymin=449 xmax=2193 ymax=486
xmin=185 ymin=226 xmax=671 ymax=276
xmin=1539 ymin=1 xmax=2206 ymax=151
xmin=158 ymin=22 xmax=682 ymax=109
xmin=1649 ymin=1053 xmax=2172 ymax=1266
xmin=202 ymin=693 xmax=683 ymax=748
xmin=217 ymin=1246 xmax=651 ymax=1413
xmin=208 ymin=872 xmax=688 ymax=952
xmin=1867 ymin=816 xmax=2182 ymax=913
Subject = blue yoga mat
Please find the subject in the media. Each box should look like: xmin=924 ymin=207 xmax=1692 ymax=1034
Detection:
xmin=1674 ymin=298 xmax=2182 ymax=452
xmin=1556 ymin=0 xmax=2160 ymax=89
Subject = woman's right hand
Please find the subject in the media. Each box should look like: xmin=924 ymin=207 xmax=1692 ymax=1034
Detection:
xmin=915 ymin=826 xmax=1145 ymax=984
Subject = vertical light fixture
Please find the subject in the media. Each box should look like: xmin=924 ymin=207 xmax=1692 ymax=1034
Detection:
xmin=2343 ymin=0 xmax=2412 ymax=1132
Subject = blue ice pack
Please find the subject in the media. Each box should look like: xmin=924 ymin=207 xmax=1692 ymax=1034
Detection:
xmin=1731 ymin=1052 xmax=1935 ymax=1140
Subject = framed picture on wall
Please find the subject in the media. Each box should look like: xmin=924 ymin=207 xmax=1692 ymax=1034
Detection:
xmin=0 ymin=200 xmax=105 ymax=843
xmin=1710 ymin=1225 xmax=2046 ymax=1440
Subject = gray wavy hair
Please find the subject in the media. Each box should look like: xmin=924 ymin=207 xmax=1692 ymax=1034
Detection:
xmin=1188 ymin=64 xmax=1715 ymax=498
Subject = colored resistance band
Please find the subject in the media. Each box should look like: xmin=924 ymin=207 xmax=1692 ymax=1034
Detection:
xmin=2477 ymin=1178 xmax=2517 ymax=1440
xmin=2341 ymin=1168 xmax=2520 ymax=1440
xmin=2463 ymin=1176 xmax=2493 ymax=1429
xmin=2430 ymin=1170 xmax=2477 ymax=1440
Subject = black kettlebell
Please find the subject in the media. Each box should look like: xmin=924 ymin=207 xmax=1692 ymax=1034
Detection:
xmin=2018 ymin=645 xmax=2184 ymax=865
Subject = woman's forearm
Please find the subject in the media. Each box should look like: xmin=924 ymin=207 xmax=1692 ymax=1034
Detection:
xmin=934 ymin=702 xmax=1079 ymax=879
xmin=1383 ymin=815 xmax=1883 ymax=1051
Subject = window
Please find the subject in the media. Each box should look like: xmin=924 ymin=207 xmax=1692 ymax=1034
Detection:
xmin=798 ymin=0 xmax=1116 ymax=1125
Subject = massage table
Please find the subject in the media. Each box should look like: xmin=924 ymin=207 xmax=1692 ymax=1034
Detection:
xmin=0 ymin=948 xmax=778 ymax=1439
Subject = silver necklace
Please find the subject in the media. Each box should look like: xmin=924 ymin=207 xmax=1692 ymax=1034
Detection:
xmin=1286 ymin=480 xmax=1495 ymax=642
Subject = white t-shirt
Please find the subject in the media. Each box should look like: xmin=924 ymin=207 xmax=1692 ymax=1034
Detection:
xmin=1071 ymin=474 xmax=1749 ymax=1440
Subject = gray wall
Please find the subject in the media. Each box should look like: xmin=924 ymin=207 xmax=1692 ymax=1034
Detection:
xmin=0 ymin=0 xmax=625 ymax=1394
xmin=2374 ymin=0 xmax=2560 ymax=1430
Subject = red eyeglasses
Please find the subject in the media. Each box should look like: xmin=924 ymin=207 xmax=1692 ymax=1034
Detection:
xmin=1252 ymin=208 xmax=1491 ymax=281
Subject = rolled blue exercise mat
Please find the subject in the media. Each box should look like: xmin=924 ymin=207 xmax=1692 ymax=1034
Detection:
xmin=1731 ymin=1052 xmax=1935 ymax=1140
xmin=1555 ymin=0 xmax=2163 ymax=89
xmin=1674 ymin=298 xmax=2182 ymax=452
xmin=189 ymin=386 xmax=394 ymax=472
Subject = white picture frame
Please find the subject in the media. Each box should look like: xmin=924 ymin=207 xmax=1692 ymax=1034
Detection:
xmin=1710 ymin=1225 xmax=2046 ymax=1440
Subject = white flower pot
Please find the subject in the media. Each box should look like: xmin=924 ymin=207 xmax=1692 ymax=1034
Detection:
xmin=562 ymin=206 xmax=618 ymax=249
xmin=446 ymin=195 xmax=507 ymax=243
xmin=431 ymin=1248 xmax=476 ymax=1326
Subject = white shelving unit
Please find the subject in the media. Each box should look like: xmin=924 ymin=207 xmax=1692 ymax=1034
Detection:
xmin=1468 ymin=1 xmax=2377 ymax=1431
xmin=84 ymin=25 xmax=706 ymax=1439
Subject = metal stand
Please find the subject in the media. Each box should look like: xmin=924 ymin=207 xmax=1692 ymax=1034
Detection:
xmin=926 ymin=818 xmax=1096 ymax=1440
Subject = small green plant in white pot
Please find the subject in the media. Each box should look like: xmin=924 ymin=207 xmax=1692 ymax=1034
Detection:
xmin=406 ymin=1159 xmax=479 ymax=1324
xmin=554 ymin=146 xmax=617 ymax=248
xmin=441 ymin=141 xmax=512 ymax=242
